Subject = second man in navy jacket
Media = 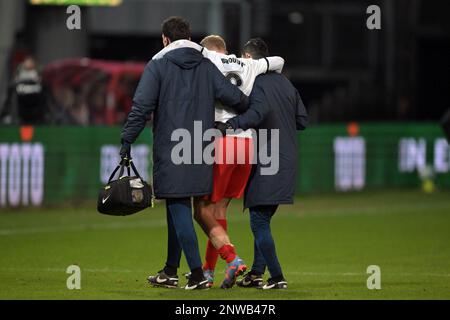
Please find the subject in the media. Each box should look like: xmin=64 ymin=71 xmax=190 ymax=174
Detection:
xmin=225 ymin=38 xmax=308 ymax=290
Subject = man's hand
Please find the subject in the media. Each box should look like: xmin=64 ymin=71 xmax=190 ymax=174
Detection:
xmin=215 ymin=121 xmax=233 ymax=136
xmin=119 ymin=143 xmax=131 ymax=165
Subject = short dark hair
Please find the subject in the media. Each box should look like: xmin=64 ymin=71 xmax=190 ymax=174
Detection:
xmin=242 ymin=38 xmax=269 ymax=59
xmin=162 ymin=16 xmax=191 ymax=42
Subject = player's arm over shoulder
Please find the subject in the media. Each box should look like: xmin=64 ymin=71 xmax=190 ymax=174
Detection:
xmin=242 ymin=56 xmax=285 ymax=76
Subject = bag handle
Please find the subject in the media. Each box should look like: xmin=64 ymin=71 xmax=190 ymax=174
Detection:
xmin=107 ymin=164 xmax=122 ymax=184
xmin=107 ymin=157 xmax=143 ymax=184
xmin=129 ymin=160 xmax=142 ymax=180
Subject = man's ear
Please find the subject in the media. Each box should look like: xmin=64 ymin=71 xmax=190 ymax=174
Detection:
xmin=242 ymin=52 xmax=252 ymax=59
xmin=162 ymin=35 xmax=170 ymax=47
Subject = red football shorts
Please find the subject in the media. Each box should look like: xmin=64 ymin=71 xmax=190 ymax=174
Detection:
xmin=208 ymin=136 xmax=254 ymax=203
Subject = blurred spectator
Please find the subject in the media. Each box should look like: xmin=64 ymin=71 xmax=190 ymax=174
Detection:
xmin=2 ymin=56 xmax=46 ymax=125
xmin=15 ymin=57 xmax=46 ymax=124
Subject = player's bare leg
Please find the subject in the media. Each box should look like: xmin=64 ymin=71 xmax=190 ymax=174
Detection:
xmin=210 ymin=198 xmax=248 ymax=288
xmin=206 ymin=198 xmax=231 ymax=275
xmin=194 ymin=198 xmax=231 ymax=248
xmin=214 ymin=198 xmax=231 ymax=220
xmin=194 ymin=197 xmax=247 ymax=288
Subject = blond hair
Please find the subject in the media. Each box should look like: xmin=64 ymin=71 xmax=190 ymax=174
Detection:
xmin=200 ymin=35 xmax=227 ymax=52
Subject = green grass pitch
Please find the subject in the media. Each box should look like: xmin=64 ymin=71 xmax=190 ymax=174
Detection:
xmin=0 ymin=189 xmax=449 ymax=300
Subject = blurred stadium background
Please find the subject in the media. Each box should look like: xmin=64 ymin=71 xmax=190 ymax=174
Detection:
xmin=0 ymin=0 xmax=449 ymax=299
xmin=1 ymin=0 xmax=449 ymax=204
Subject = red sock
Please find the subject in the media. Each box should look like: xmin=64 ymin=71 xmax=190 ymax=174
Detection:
xmin=203 ymin=219 xmax=228 ymax=270
xmin=203 ymin=240 xmax=218 ymax=271
xmin=218 ymin=244 xmax=236 ymax=263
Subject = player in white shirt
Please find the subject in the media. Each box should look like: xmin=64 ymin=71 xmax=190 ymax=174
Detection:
xmin=152 ymin=35 xmax=284 ymax=288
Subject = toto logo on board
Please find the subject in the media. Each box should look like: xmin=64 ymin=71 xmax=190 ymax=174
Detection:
xmin=0 ymin=143 xmax=45 ymax=207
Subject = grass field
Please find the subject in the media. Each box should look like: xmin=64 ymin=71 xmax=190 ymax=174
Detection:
xmin=0 ymin=189 xmax=450 ymax=300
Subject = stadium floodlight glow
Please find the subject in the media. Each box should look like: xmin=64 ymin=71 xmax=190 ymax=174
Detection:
xmin=29 ymin=0 xmax=122 ymax=6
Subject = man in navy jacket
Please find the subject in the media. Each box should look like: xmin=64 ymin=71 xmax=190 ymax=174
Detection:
xmin=222 ymin=38 xmax=308 ymax=289
xmin=120 ymin=17 xmax=248 ymax=290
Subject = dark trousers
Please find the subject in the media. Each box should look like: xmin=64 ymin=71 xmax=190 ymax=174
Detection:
xmin=165 ymin=198 xmax=202 ymax=272
xmin=249 ymin=205 xmax=283 ymax=279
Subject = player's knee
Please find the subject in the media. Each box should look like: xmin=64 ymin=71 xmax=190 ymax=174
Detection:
xmin=214 ymin=198 xmax=230 ymax=219
xmin=214 ymin=207 xmax=227 ymax=219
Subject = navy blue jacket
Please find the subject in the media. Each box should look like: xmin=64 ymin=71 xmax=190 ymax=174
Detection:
xmin=122 ymin=48 xmax=248 ymax=199
xmin=228 ymin=73 xmax=308 ymax=208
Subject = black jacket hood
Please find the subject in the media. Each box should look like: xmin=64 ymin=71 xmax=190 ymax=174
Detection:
xmin=165 ymin=47 xmax=204 ymax=69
